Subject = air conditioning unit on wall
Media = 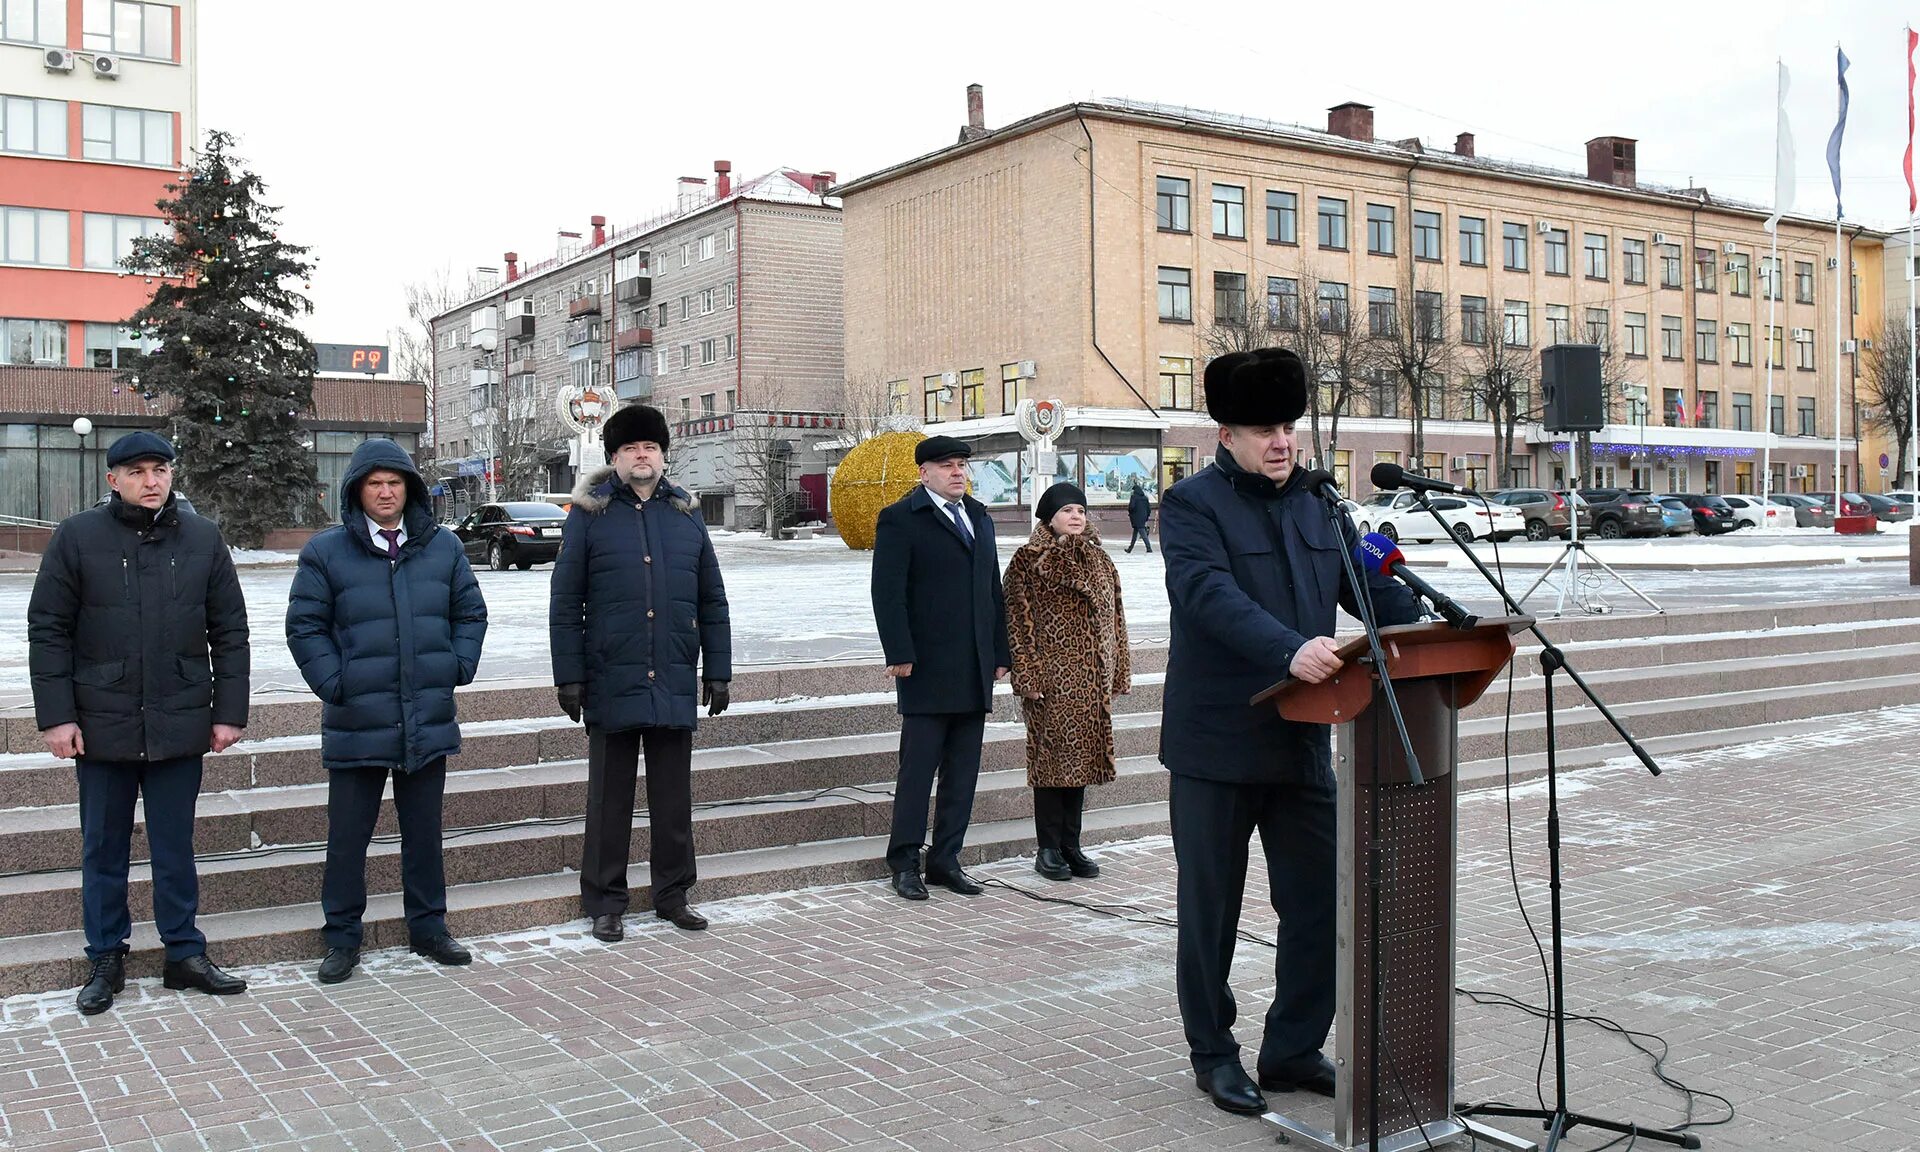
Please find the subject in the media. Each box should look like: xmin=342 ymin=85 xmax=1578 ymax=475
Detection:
xmin=44 ymin=48 xmax=76 ymax=72
xmin=91 ymin=53 xmax=121 ymax=79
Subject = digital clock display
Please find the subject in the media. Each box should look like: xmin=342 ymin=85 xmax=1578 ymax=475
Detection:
xmin=314 ymin=343 xmax=390 ymax=375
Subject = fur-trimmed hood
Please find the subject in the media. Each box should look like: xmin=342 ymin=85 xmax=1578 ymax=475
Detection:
xmin=570 ymin=465 xmax=697 ymax=515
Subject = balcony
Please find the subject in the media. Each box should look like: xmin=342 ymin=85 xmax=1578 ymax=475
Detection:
xmin=470 ymin=367 xmax=500 ymax=389
xmin=616 ymin=275 xmax=652 ymax=305
xmin=615 ymin=326 xmax=654 ymax=351
xmin=507 ymin=356 xmax=537 ymax=377
xmin=507 ymin=314 xmax=535 ymax=341
xmin=568 ymin=294 xmax=602 ymax=318
xmin=468 ymin=409 xmax=498 ymax=428
xmin=614 ymin=375 xmax=654 ymax=401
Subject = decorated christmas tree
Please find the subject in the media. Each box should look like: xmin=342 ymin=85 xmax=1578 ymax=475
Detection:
xmin=119 ymin=130 xmax=320 ymax=548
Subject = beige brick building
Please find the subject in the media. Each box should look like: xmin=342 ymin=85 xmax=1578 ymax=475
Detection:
xmin=837 ymin=90 xmax=1877 ymax=517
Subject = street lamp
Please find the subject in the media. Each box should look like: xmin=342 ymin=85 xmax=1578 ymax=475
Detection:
xmin=72 ymin=417 xmax=94 ymax=515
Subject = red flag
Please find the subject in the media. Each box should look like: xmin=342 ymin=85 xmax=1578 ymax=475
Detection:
xmin=1908 ymin=28 xmax=1918 ymax=213
xmin=1695 ymin=396 xmax=1705 ymax=422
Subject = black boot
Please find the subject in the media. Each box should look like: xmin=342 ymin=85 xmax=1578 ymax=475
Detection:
xmin=76 ymin=951 xmax=126 ymax=1016
xmin=1059 ymin=845 xmax=1100 ymax=878
xmin=1034 ymin=848 xmax=1072 ymax=881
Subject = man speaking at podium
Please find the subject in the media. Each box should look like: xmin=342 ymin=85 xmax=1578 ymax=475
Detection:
xmin=1159 ymin=348 xmax=1420 ymax=1115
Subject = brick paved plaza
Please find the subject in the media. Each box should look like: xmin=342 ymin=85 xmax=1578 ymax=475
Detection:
xmin=2 ymin=706 xmax=1917 ymax=1152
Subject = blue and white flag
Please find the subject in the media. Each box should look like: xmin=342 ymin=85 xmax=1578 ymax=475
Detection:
xmin=1827 ymin=46 xmax=1850 ymax=216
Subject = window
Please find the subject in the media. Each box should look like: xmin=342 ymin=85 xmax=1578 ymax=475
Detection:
xmin=1695 ymin=319 xmax=1717 ymax=362
xmin=700 ymin=338 xmax=716 ymax=364
xmin=699 ymin=234 xmax=715 ymax=261
xmin=1545 ymin=304 xmax=1571 ymax=345
xmin=1 ymin=95 xmax=68 ymax=157
xmin=1502 ymin=300 xmax=1530 ymax=346
xmin=81 ymin=103 xmax=172 ymax=166
xmin=1157 ymin=267 xmax=1192 ymax=322
xmin=680 ymin=295 xmax=692 ymax=320
xmin=1415 ymin=290 xmax=1443 ymax=339
xmin=1760 ymin=256 xmax=1781 ymax=300
xmin=1264 ymin=189 xmax=1297 ymax=245
xmin=1624 ymin=312 xmax=1647 ymax=357
xmin=700 ymin=393 xmax=716 ymax=417
xmin=1366 ymin=203 xmax=1394 ymax=255
xmin=680 ymin=244 xmax=691 ymax=267
xmin=1797 ymin=397 xmax=1817 ymax=436
xmin=725 ymin=225 xmax=735 ymax=252
xmin=1413 ymin=210 xmax=1440 ymax=261
xmin=724 ymin=334 xmax=736 ymax=360
xmin=1213 ymin=271 xmax=1247 ymax=322
xmin=1794 ymin=327 xmax=1815 ymax=369
xmin=1001 ymin=363 xmax=1027 ymax=414
xmin=2 ymin=317 xmax=68 ymax=364
xmin=1701 ymin=392 xmax=1720 ymax=429
xmin=1212 ymin=184 xmax=1245 ymax=239
xmin=1728 ymin=252 xmax=1751 ymax=296
xmin=1159 ymin=356 xmax=1194 ymax=409
xmin=1460 ymin=296 xmax=1488 ymax=345
xmin=1 ymin=0 xmax=65 ymax=45
xmin=1266 ymin=276 xmax=1299 ymax=330
xmin=1661 ymin=315 xmax=1683 ymax=360
xmin=1727 ymin=322 xmax=1752 ymax=365
xmin=1769 ymin=395 xmax=1786 ymax=434
xmin=1766 ymin=324 xmax=1783 ymax=369
xmin=82 ymin=212 xmax=168 ymax=269
xmin=1 ymin=206 xmax=68 ymax=266
xmin=1662 ymin=388 xmax=1685 ymax=427
xmin=1367 ymin=370 xmax=1399 ymax=417
xmin=959 ymin=368 xmax=986 ymax=419
xmin=678 ymin=398 xmax=692 ymax=423
xmin=1694 ymin=247 xmax=1717 ymax=292
xmin=1583 ymin=232 xmax=1608 ymax=280
xmin=679 ymin=343 xmax=691 ymax=369
xmin=1317 ymin=197 xmax=1348 ymax=249
xmin=1458 ymin=216 xmax=1486 ymax=266
xmin=1544 ymin=228 xmax=1568 ymax=275
xmin=1317 ymin=282 xmax=1350 ymax=332
xmin=84 ymin=0 xmax=172 ymax=57
xmin=1162 ymin=445 xmax=1195 ymax=492
xmin=1367 ymin=286 xmax=1397 ymax=336
xmin=1659 ymin=243 xmax=1683 ymax=288
xmin=1622 ymin=238 xmax=1646 ymax=285
xmin=923 ymin=375 xmax=943 ymax=423
xmin=887 ymin=379 xmax=909 ymax=416
xmin=1502 ymin=221 xmax=1528 ymax=271
xmin=1156 ymin=176 xmax=1191 ymax=232
xmin=1420 ymin=384 xmax=1446 ymax=420
xmin=1585 ymin=307 xmax=1609 ymax=347
xmin=1795 ymin=261 xmax=1815 ymax=303
xmin=699 ymin=287 xmax=715 ymax=314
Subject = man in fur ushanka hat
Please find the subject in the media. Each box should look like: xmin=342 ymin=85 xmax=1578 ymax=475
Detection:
xmin=1157 ymin=348 xmax=1421 ymax=1116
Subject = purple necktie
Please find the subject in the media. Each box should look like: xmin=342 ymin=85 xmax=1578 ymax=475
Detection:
xmin=378 ymin=528 xmax=401 ymax=560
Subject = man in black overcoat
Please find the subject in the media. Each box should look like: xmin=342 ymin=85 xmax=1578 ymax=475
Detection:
xmin=1159 ymin=349 xmax=1420 ymax=1115
xmin=869 ymin=435 xmax=1010 ymax=900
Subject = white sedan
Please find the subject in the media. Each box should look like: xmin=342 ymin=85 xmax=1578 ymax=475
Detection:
xmin=1354 ymin=489 xmax=1526 ymax=543
xmin=1719 ymin=494 xmax=1783 ymax=530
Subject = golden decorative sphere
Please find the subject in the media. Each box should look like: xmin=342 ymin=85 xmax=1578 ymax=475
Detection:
xmin=830 ymin=431 xmax=928 ymax=550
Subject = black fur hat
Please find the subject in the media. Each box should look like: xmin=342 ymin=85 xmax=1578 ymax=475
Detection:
xmin=602 ymin=404 xmax=670 ymax=454
xmin=1203 ymin=348 xmax=1307 ymax=426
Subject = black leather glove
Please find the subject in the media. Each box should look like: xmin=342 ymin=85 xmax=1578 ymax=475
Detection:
xmin=556 ymin=683 xmax=583 ymax=723
xmin=702 ymin=679 xmax=729 ymax=717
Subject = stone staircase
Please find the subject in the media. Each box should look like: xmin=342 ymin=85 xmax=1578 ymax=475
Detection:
xmin=1 ymin=594 xmax=1915 ymax=997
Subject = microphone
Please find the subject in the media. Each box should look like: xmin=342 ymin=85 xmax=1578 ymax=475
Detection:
xmin=1355 ymin=532 xmax=1479 ymax=630
xmin=1370 ymin=461 xmax=1474 ymax=496
xmin=1296 ymin=467 xmax=1345 ymax=504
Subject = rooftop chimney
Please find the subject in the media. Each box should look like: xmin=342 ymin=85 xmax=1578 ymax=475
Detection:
xmin=1586 ymin=136 xmax=1637 ymax=188
xmin=1327 ymin=102 xmax=1374 ymax=142
xmin=960 ymin=83 xmax=989 ymax=143
xmin=714 ymin=160 xmax=732 ymax=198
xmin=504 ymin=251 xmax=519 ymax=282
xmin=676 ymin=176 xmax=708 ymax=213
xmin=590 ymin=215 xmax=607 ymax=247
xmin=1454 ymin=132 xmax=1475 ymax=158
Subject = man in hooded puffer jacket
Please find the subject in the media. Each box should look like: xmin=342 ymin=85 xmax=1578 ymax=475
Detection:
xmin=287 ymin=438 xmax=488 ymax=985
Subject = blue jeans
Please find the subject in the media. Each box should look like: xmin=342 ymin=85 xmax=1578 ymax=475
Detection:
xmin=77 ymin=755 xmax=207 ymax=962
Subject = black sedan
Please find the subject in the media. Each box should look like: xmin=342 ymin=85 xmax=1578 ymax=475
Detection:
xmin=1667 ymin=493 xmax=1740 ymax=535
xmin=451 ymin=502 xmax=569 ymax=570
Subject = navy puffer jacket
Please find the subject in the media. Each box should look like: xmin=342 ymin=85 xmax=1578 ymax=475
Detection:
xmin=286 ymin=439 xmax=488 ymax=773
xmin=549 ymin=466 xmax=731 ymax=732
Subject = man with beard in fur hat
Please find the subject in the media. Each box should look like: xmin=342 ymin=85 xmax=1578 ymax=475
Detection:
xmin=1159 ymin=348 xmax=1420 ymax=1116
xmin=550 ymin=403 xmax=732 ymax=941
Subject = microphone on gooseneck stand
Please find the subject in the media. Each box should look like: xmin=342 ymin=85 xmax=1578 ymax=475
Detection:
xmin=1370 ymin=460 xmax=1476 ymax=496
xmin=1355 ymin=531 xmax=1479 ymax=630
xmin=1296 ymin=467 xmax=1345 ymax=504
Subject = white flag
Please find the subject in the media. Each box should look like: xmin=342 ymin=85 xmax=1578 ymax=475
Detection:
xmin=1767 ymin=61 xmax=1796 ymax=232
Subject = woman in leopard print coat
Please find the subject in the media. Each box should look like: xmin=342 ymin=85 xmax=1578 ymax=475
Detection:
xmin=1004 ymin=482 xmax=1132 ymax=882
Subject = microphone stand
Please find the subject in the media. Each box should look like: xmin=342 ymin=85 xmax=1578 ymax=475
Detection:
xmin=1411 ymin=490 xmax=1698 ymax=1152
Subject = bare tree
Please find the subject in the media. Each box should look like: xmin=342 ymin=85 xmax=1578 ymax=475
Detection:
xmin=1380 ymin=271 xmax=1454 ymax=463
xmin=395 ymin=265 xmax=486 ymax=450
xmin=837 ymin=372 xmax=909 ymax=442
xmin=1259 ymin=268 xmax=1379 ymax=464
xmin=1457 ymin=315 xmax=1537 ymax=486
xmin=729 ymin=378 xmax=804 ymax=537
xmin=1861 ymin=312 xmax=1916 ymax=491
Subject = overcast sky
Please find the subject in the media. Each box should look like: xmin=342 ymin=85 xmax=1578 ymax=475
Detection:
xmin=199 ymin=0 xmax=1916 ymax=364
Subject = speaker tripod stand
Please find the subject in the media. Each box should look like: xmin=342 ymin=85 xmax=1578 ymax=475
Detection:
xmin=1515 ymin=529 xmax=1663 ymax=618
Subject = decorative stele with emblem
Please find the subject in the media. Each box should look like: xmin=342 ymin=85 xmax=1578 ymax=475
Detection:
xmin=1016 ymin=397 xmax=1066 ymax=513
xmin=828 ymin=430 xmax=927 ymax=551
xmin=557 ymin=384 xmax=611 ymax=470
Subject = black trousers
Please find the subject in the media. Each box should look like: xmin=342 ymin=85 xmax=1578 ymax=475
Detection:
xmin=1032 ymin=786 xmax=1086 ymax=850
xmin=1170 ymin=772 xmax=1337 ymax=1076
xmin=887 ymin=712 xmax=986 ymax=875
xmin=581 ymin=726 xmax=696 ymax=916
xmin=77 ymin=755 xmax=206 ymax=962
xmin=1126 ymin=526 xmax=1153 ymax=551
xmin=322 ymin=759 xmax=448 ymax=950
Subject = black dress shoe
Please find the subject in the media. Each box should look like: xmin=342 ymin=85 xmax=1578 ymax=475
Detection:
xmin=76 ymin=951 xmax=125 ymax=1016
xmin=1259 ymin=1052 xmax=1337 ymax=1098
xmin=1034 ymin=848 xmax=1072 ymax=881
xmin=162 ymin=954 xmax=247 ymax=995
xmin=316 ymin=947 xmax=359 ymax=985
xmin=1195 ymin=1062 xmax=1267 ymax=1115
xmin=1060 ymin=845 xmax=1101 ymax=878
xmin=656 ymin=906 xmax=708 ymax=931
xmin=410 ymin=934 xmax=472 ymax=966
xmin=925 ymin=868 xmax=984 ymax=896
xmin=591 ymin=913 xmax=625 ymax=942
xmin=890 ymin=871 xmax=929 ymax=901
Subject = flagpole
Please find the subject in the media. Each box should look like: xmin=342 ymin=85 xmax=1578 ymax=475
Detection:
xmin=1764 ymin=59 xmax=1782 ymax=513
xmin=1831 ymin=44 xmax=1847 ymax=518
xmin=1908 ymin=28 xmax=1919 ymax=507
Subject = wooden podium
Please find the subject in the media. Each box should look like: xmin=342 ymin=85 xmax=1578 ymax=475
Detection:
xmin=1250 ymin=618 xmax=1537 ymax=1152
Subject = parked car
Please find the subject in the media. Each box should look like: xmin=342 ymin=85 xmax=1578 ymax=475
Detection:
xmin=1719 ymin=494 xmax=1784 ymax=530
xmin=1769 ymin=493 xmax=1835 ymax=528
xmin=1666 ymin=493 xmax=1739 ymax=535
xmin=1807 ymin=491 xmax=1873 ymax=518
xmin=1573 ymin=488 xmax=1668 ymax=539
xmin=450 ymin=501 xmax=569 ymax=570
xmin=1654 ymin=497 xmax=1696 ymax=536
xmin=1487 ymin=488 xmax=1590 ymax=541
xmin=1355 ymin=489 xmax=1525 ymax=543
xmin=1857 ymin=492 xmax=1914 ymax=523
